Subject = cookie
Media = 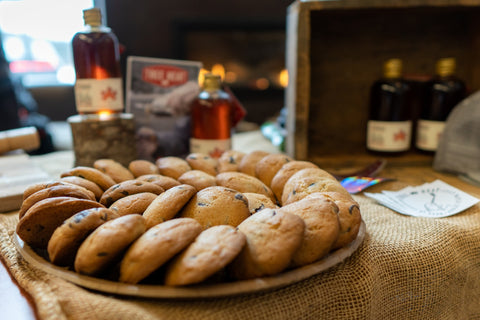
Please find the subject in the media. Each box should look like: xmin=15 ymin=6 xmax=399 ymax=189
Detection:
xmin=270 ymin=160 xmax=319 ymax=204
xmin=47 ymin=207 xmax=118 ymax=266
xmin=22 ymin=180 xmax=66 ymax=201
xmin=278 ymin=196 xmax=340 ymax=267
xmin=185 ymin=153 xmax=218 ymax=176
xmin=119 ymin=218 xmax=202 ymax=284
xmin=282 ymin=168 xmax=349 ymax=205
xmin=109 ymin=192 xmax=158 ymax=216
xmin=19 ymin=184 xmax=96 ymax=219
xmin=238 ymin=150 xmax=270 ymax=176
xmin=155 ymin=156 xmax=191 ymax=179
xmin=136 ymin=174 xmax=181 ymax=190
xmin=93 ymin=159 xmax=135 ymax=183
xmin=215 ymin=172 xmax=276 ymax=202
xmin=128 ymin=160 xmax=160 ymax=177
xmin=255 ymin=153 xmax=293 ymax=187
xmin=305 ymin=192 xmax=362 ymax=250
xmin=60 ymin=166 xmax=116 ymax=191
xmin=179 ymin=186 xmax=250 ymax=229
xmin=143 ymin=184 xmax=197 ymax=229
xmin=60 ymin=176 xmax=104 ymax=200
xmin=165 ymin=225 xmax=246 ymax=286
xmin=229 ymin=208 xmax=305 ymax=280
xmin=217 ymin=150 xmax=245 ymax=173
xmin=16 ymin=197 xmax=104 ymax=249
xmin=178 ymin=170 xmax=216 ymax=191
xmin=242 ymin=192 xmax=278 ymax=214
xmin=74 ymin=214 xmax=146 ymax=276
xmin=99 ymin=179 xmax=164 ymax=207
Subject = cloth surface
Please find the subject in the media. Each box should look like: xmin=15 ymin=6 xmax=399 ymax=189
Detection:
xmin=1 ymin=150 xmax=480 ymax=319
xmin=2 ymin=174 xmax=480 ymax=320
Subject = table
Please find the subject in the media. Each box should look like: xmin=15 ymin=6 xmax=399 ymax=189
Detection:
xmin=1 ymin=136 xmax=480 ymax=319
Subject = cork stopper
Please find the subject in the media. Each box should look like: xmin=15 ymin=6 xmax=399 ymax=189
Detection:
xmin=0 ymin=127 xmax=40 ymax=155
xmin=203 ymin=73 xmax=222 ymax=91
xmin=83 ymin=8 xmax=102 ymax=27
xmin=436 ymin=58 xmax=456 ymax=77
xmin=383 ymin=59 xmax=403 ymax=79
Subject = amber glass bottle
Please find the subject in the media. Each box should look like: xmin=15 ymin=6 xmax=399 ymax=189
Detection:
xmin=190 ymin=73 xmax=232 ymax=158
xmin=72 ymin=8 xmax=123 ymax=114
xmin=416 ymin=58 xmax=466 ymax=152
xmin=366 ymin=59 xmax=412 ymax=154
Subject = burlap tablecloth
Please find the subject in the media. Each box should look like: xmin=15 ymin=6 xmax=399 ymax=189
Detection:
xmin=1 ymin=148 xmax=480 ymax=319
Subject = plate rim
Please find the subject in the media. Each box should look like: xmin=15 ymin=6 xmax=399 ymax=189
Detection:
xmin=12 ymin=220 xmax=366 ymax=299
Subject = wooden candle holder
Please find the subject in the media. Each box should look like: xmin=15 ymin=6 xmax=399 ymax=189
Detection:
xmin=68 ymin=113 xmax=137 ymax=167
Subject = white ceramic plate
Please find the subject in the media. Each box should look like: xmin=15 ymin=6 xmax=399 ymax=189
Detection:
xmin=13 ymin=220 xmax=365 ymax=299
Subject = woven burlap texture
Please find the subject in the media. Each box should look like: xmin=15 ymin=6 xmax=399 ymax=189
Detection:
xmin=1 ymin=195 xmax=480 ymax=320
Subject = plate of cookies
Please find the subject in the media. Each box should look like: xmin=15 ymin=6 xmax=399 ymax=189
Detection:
xmin=13 ymin=150 xmax=366 ymax=298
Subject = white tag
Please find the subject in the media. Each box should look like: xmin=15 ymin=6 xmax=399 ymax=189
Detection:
xmin=367 ymin=120 xmax=412 ymax=151
xmin=190 ymin=138 xmax=231 ymax=158
xmin=74 ymin=78 xmax=124 ymax=113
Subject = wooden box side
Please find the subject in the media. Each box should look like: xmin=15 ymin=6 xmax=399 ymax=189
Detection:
xmin=286 ymin=1 xmax=480 ymax=162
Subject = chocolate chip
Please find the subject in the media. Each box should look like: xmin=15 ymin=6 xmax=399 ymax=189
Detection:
xmin=198 ymin=202 xmax=207 ymax=206
xmin=120 ymin=190 xmax=129 ymax=196
xmin=229 ymin=156 xmax=235 ymax=164
xmin=349 ymin=204 xmax=359 ymax=214
xmin=97 ymin=252 xmax=108 ymax=257
xmin=254 ymin=204 xmax=265 ymax=212
xmin=188 ymin=155 xmax=197 ymax=160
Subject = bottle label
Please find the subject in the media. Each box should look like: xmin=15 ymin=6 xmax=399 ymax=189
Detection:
xmin=74 ymin=78 xmax=124 ymax=113
xmin=367 ymin=120 xmax=412 ymax=152
xmin=416 ymin=119 xmax=445 ymax=151
xmin=190 ymin=138 xmax=231 ymax=158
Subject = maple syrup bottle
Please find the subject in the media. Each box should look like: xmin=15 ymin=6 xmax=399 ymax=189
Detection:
xmin=72 ymin=8 xmax=123 ymax=114
xmin=366 ymin=59 xmax=412 ymax=155
xmin=416 ymin=58 xmax=466 ymax=153
xmin=190 ymin=73 xmax=232 ymax=158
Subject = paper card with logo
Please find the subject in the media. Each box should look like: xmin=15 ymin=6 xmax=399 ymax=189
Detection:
xmin=126 ymin=56 xmax=203 ymax=161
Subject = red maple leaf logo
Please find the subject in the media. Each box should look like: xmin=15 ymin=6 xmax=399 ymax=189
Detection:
xmin=101 ymin=87 xmax=117 ymax=101
xmin=393 ymin=130 xmax=406 ymax=141
xmin=209 ymin=147 xmax=224 ymax=159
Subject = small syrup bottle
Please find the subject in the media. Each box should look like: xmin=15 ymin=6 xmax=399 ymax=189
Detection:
xmin=72 ymin=8 xmax=123 ymax=115
xmin=190 ymin=73 xmax=232 ymax=158
xmin=366 ymin=59 xmax=413 ymax=155
xmin=416 ymin=58 xmax=466 ymax=153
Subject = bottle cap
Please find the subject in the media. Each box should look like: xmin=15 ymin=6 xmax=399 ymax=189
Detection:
xmin=83 ymin=8 xmax=102 ymax=27
xmin=436 ymin=58 xmax=456 ymax=77
xmin=203 ymin=73 xmax=222 ymax=90
xmin=0 ymin=127 xmax=40 ymax=155
xmin=383 ymin=59 xmax=402 ymax=79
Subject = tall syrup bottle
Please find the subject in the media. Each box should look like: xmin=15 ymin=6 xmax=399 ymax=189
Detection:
xmin=366 ymin=59 xmax=412 ymax=154
xmin=416 ymin=58 xmax=466 ymax=153
xmin=190 ymin=73 xmax=232 ymax=158
xmin=72 ymin=8 xmax=123 ymax=114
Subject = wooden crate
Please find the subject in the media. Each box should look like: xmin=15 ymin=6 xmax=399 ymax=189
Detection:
xmin=285 ymin=0 xmax=480 ymax=167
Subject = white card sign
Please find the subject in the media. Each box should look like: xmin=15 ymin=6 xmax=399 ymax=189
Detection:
xmin=365 ymin=180 xmax=479 ymax=218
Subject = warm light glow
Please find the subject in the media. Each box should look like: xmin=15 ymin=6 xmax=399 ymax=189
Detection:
xmin=255 ymin=78 xmax=270 ymax=90
xmin=224 ymin=71 xmax=237 ymax=83
xmin=98 ymin=110 xmax=113 ymax=120
xmin=211 ymin=64 xmax=225 ymax=80
xmin=94 ymin=66 xmax=109 ymax=79
xmin=198 ymin=68 xmax=209 ymax=86
xmin=279 ymin=69 xmax=288 ymax=88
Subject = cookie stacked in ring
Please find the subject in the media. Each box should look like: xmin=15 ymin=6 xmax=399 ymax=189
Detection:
xmin=16 ymin=150 xmax=362 ymax=286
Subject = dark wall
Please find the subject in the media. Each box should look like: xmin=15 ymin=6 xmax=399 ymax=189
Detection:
xmin=106 ymin=0 xmax=294 ymax=124
xmin=106 ymin=0 xmax=293 ymax=60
